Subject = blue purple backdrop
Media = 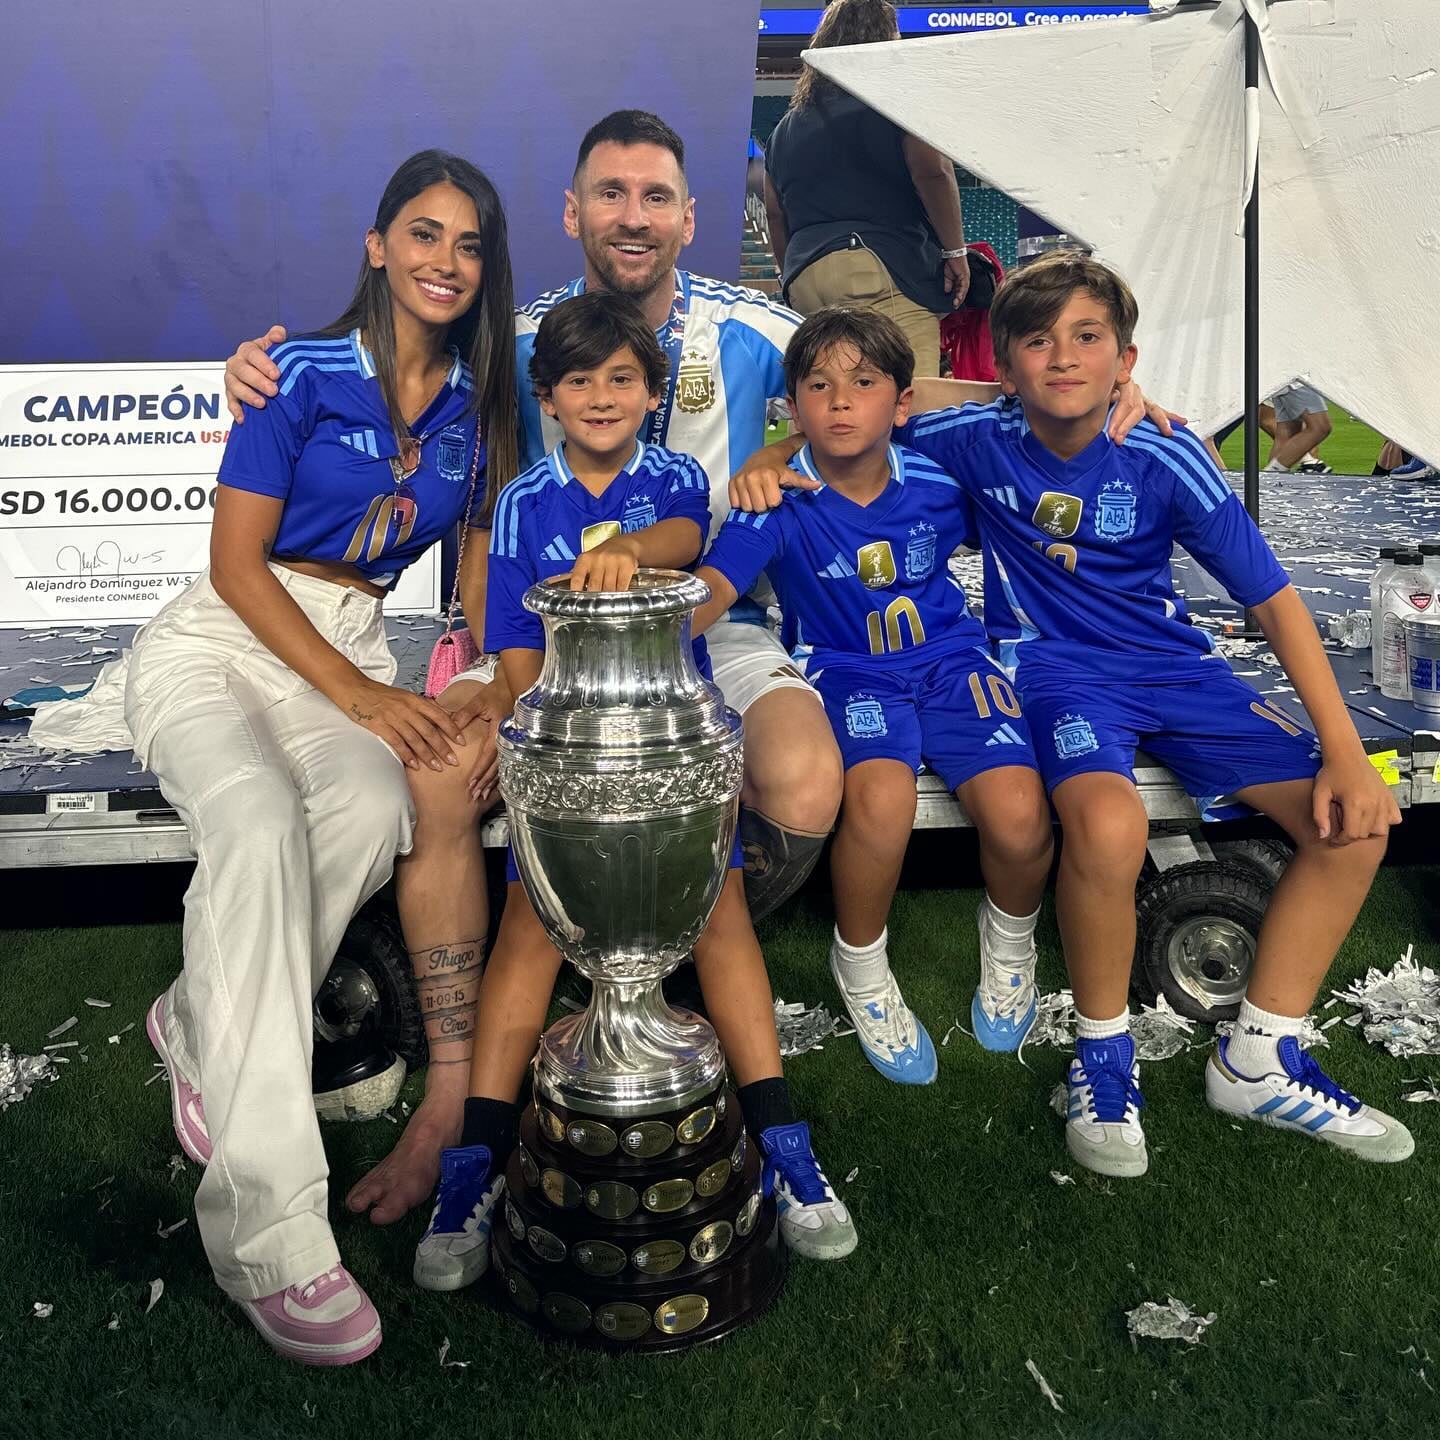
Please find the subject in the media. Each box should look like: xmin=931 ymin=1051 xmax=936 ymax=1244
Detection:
xmin=3 ymin=1 xmax=763 ymax=363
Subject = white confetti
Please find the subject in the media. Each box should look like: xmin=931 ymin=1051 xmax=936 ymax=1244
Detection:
xmin=156 ymin=1218 xmax=188 ymax=1239
xmin=438 ymin=1337 xmax=470 ymax=1369
xmin=1126 ymin=1296 xmax=1216 ymax=1346
xmin=1024 ymin=1358 xmax=1064 ymax=1413
xmin=1049 ymin=1171 xmax=1076 ymax=1186
xmin=83 ymin=998 xmax=113 ymax=1008
xmin=145 ymin=1278 xmax=164 ymax=1315
xmin=1049 ymin=1083 xmax=1068 ymax=1118
xmin=106 ymin=1315 xmax=120 ymax=1330
xmin=844 ymin=1167 xmax=859 ymax=1183
xmin=46 ymin=1016 xmax=78 ymax=1039
xmin=1 ymin=1045 xmax=59 ymax=1110
xmin=32 ymin=1301 xmax=54 ymax=1319
xmin=107 ymin=1022 xmax=135 ymax=1045
xmin=168 ymin=1155 xmax=186 ymax=1181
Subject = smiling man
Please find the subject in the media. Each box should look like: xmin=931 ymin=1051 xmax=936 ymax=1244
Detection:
xmin=514 ymin=111 xmax=844 ymax=924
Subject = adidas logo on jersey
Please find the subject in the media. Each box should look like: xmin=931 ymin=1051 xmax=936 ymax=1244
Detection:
xmin=985 ymin=723 xmax=1026 ymax=747
xmin=983 ymin=485 xmax=1019 ymax=511
xmin=340 ymin=429 xmax=380 ymax=459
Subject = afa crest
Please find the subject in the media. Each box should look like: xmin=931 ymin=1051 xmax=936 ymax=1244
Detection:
xmin=855 ymin=540 xmax=896 ymax=590
xmin=622 ymin=499 xmax=657 ymax=532
xmin=845 ymin=692 xmax=888 ymax=739
xmin=436 ymin=425 xmax=467 ymax=484
xmin=580 ymin=521 xmax=622 ymax=551
xmin=1094 ymin=479 xmax=1138 ymax=542
xmin=1053 ymin=713 xmax=1099 ymax=759
xmin=676 ymin=346 xmax=716 ymax=413
xmin=905 ymin=523 xmax=937 ymax=581
xmin=1033 ymin=490 xmax=1083 ymax=539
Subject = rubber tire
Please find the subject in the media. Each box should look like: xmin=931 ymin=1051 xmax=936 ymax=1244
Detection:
xmin=1132 ymin=860 xmax=1270 ymax=1024
xmin=1211 ymin=836 xmax=1294 ymax=890
xmin=323 ymin=893 xmax=428 ymax=1071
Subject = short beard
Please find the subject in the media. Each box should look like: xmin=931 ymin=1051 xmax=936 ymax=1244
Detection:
xmin=585 ymin=237 xmax=673 ymax=303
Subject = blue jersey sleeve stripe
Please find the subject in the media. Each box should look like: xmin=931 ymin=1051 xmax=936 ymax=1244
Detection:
xmin=1131 ymin=420 xmax=1231 ymax=506
xmin=1124 ymin=435 xmax=1216 ymax=513
xmin=277 ymin=359 xmax=361 ymax=397
xmin=490 ymin=470 xmax=551 ymax=558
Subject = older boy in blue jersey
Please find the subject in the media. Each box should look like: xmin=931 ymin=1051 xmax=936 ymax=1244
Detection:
xmin=692 ymin=309 xmax=1054 ymax=1083
xmin=413 ymin=291 xmax=855 ymax=1290
xmin=734 ymin=255 xmax=1411 ymax=1176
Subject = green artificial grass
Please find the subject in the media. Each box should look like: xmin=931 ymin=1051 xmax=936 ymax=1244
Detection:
xmin=3 ymin=860 xmax=1440 ymax=1439
xmin=1213 ymin=404 xmax=1382 ymax=476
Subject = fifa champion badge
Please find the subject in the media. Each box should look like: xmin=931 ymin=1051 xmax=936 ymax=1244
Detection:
xmin=855 ymin=541 xmax=897 ymax=590
xmin=1033 ymin=491 xmax=1083 ymax=539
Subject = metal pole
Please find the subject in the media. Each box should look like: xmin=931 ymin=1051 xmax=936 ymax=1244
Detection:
xmin=1241 ymin=4 xmax=1263 ymax=635
xmin=1243 ymin=8 xmax=1261 ymax=524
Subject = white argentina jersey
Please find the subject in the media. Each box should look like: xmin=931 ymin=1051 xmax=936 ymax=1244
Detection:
xmin=514 ymin=270 xmax=800 ymax=546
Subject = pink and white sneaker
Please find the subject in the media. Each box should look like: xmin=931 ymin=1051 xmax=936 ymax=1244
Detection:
xmin=239 ymin=1266 xmax=382 ymax=1366
xmin=145 ymin=991 xmax=212 ymax=1165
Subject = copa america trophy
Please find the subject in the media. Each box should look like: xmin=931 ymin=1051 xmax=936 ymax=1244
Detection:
xmin=491 ymin=570 xmax=785 ymax=1349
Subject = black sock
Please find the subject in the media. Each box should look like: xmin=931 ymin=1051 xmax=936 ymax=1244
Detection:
xmin=460 ymin=1096 xmax=520 ymax=1160
xmin=737 ymin=1077 xmax=795 ymax=1138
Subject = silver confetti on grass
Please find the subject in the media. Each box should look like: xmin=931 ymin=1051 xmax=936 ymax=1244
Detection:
xmin=1129 ymin=997 xmax=1196 ymax=1061
xmin=1030 ymin=992 xmax=1196 ymax=1062
xmin=438 ymin=1337 xmax=470 ymax=1369
xmin=1029 ymin=991 xmax=1077 ymax=1049
xmin=772 ymin=998 xmax=852 ymax=1058
xmin=1024 ymin=1358 xmax=1064 ymax=1412
xmin=1049 ymin=1171 xmax=1075 ymax=1186
xmin=1401 ymin=1079 xmax=1440 ymax=1104
xmin=46 ymin=1016 xmax=78 ymax=1039
xmin=1126 ymin=1297 xmax=1217 ymax=1347
xmin=1 ymin=1045 xmax=58 ymax=1110
xmin=1331 ymin=946 xmax=1440 ymax=1058
xmin=32 ymin=1302 xmax=53 ymax=1319
xmin=1049 ymin=1082 xmax=1068 ymax=1118
xmin=145 ymin=1279 xmax=164 ymax=1315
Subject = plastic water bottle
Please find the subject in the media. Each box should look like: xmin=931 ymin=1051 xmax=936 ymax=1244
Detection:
xmin=1420 ymin=542 xmax=1440 ymax=596
xmin=1369 ymin=547 xmax=1399 ymax=684
xmin=1380 ymin=551 xmax=1430 ymax=699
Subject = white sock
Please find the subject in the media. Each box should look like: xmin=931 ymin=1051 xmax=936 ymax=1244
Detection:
xmin=980 ymin=895 xmax=1039 ymax=964
xmin=831 ymin=926 xmax=890 ymax=992
xmin=1225 ymin=999 xmax=1304 ymax=1076
xmin=1075 ymin=1007 xmax=1130 ymax=1042
xmin=1264 ymin=457 xmax=1291 ymax=473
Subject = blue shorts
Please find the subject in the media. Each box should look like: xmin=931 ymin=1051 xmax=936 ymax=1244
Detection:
xmin=505 ymin=833 xmax=743 ymax=885
xmin=1019 ymin=666 xmax=1321 ymax=801
xmin=810 ymin=645 xmax=1038 ymax=792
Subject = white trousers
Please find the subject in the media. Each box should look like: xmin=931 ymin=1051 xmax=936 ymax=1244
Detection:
xmin=124 ymin=567 xmax=414 ymax=1299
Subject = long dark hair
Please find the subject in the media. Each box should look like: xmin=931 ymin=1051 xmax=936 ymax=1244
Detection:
xmin=790 ymin=0 xmax=899 ymax=110
xmin=320 ymin=150 xmax=518 ymax=523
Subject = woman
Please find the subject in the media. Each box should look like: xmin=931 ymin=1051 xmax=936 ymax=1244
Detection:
xmin=764 ymin=0 xmax=971 ymax=377
xmin=131 ymin=150 xmax=516 ymax=1365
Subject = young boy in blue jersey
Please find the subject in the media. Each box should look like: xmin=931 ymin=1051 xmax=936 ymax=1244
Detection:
xmin=691 ymin=308 xmax=1054 ymax=1084
xmin=413 ymin=291 xmax=855 ymax=1289
xmin=733 ymin=254 xmax=1410 ymax=1176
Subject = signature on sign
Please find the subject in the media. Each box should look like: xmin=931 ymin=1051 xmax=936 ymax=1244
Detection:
xmin=55 ymin=540 xmax=166 ymax=577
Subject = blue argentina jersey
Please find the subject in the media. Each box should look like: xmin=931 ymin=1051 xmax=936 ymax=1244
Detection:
xmin=486 ymin=439 xmax=711 ymax=655
xmin=896 ymin=399 xmax=1289 ymax=684
xmin=218 ymin=329 xmax=481 ymax=589
xmin=701 ymin=442 xmax=986 ymax=671
xmin=515 ymin=270 xmax=799 ymax=548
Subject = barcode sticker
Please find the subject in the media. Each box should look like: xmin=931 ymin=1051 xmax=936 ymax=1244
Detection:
xmin=46 ymin=792 xmax=100 ymax=814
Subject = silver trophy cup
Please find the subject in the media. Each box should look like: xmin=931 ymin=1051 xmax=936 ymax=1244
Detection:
xmin=492 ymin=570 xmax=786 ymax=1348
xmin=497 ymin=570 xmax=743 ymax=1117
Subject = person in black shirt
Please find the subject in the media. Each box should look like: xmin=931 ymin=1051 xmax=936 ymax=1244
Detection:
xmin=764 ymin=0 xmax=970 ymax=377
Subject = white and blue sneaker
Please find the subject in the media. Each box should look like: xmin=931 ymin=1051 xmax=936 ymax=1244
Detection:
xmin=1065 ymin=1034 xmax=1148 ymax=1178
xmin=970 ymin=902 xmax=1038 ymax=1053
xmin=1206 ymin=1035 xmax=1414 ymax=1162
xmin=412 ymin=1144 xmax=505 ymax=1292
xmin=1391 ymin=455 xmax=1437 ymax=481
xmin=829 ymin=946 xmax=937 ymax=1085
xmin=759 ymin=1121 xmax=858 ymax=1260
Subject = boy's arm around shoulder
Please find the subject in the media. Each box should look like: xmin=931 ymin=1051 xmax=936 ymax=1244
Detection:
xmin=1250 ymin=583 xmax=1401 ymax=843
